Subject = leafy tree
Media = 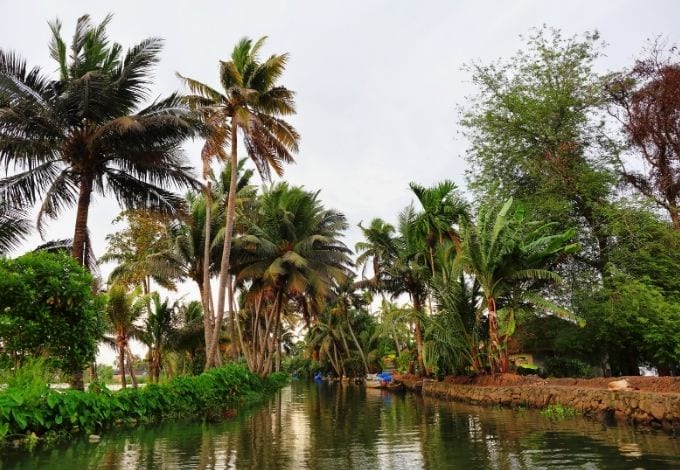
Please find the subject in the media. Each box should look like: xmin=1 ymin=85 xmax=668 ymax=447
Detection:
xmin=141 ymin=293 xmax=179 ymax=382
xmin=355 ymin=218 xmax=398 ymax=290
xmin=461 ymin=27 xmax=615 ymax=275
xmin=455 ymin=198 xmax=578 ymax=373
xmin=0 ymin=251 xmax=105 ymax=389
xmin=103 ymin=284 xmax=145 ymax=388
xmin=179 ymin=37 xmax=300 ymax=368
xmin=608 ymin=41 xmax=680 ymax=228
xmin=233 ymin=183 xmax=352 ymax=376
xmin=101 ymin=210 xmax=181 ymax=293
xmin=0 ymin=14 xmax=198 ymax=268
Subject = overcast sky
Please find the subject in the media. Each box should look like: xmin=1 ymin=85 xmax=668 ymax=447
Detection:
xmin=2 ymin=2 xmax=679 ymax=363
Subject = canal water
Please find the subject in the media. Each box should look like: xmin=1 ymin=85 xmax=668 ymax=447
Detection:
xmin=2 ymin=380 xmax=680 ymax=469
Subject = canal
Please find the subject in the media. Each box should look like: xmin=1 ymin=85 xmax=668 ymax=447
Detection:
xmin=3 ymin=380 xmax=680 ymax=469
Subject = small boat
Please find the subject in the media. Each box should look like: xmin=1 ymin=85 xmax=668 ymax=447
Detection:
xmin=365 ymin=379 xmax=387 ymax=389
xmin=387 ymin=381 xmax=404 ymax=392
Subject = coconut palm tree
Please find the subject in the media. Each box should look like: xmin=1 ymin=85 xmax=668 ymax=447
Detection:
xmin=408 ymin=180 xmax=468 ymax=276
xmin=0 ymin=14 xmax=199 ymax=268
xmin=233 ymin=183 xmax=352 ymax=376
xmin=455 ymin=198 xmax=579 ymax=373
xmin=355 ymin=218 xmax=398 ymax=290
xmin=141 ymin=293 xmax=179 ymax=382
xmin=179 ymin=37 xmax=300 ymax=368
xmin=103 ymin=284 xmax=145 ymax=389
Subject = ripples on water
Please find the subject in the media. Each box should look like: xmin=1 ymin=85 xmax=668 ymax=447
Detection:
xmin=2 ymin=381 xmax=680 ymax=469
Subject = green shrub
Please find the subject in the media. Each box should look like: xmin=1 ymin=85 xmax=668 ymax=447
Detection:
xmin=0 ymin=363 xmax=287 ymax=445
xmin=544 ymin=357 xmax=593 ymax=378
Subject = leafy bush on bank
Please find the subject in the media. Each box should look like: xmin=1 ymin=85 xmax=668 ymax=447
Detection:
xmin=0 ymin=363 xmax=288 ymax=444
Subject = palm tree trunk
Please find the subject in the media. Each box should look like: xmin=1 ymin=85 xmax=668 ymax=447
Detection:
xmin=346 ymin=314 xmax=369 ymax=374
xmin=126 ymin=345 xmax=138 ymax=388
xmin=69 ymin=177 xmax=94 ymax=391
xmin=72 ymin=177 xmax=93 ymax=268
xmin=487 ymin=296 xmax=502 ymax=374
xmin=207 ymin=123 xmax=238 ymax=369
xmin=228 ymin=275 xmax=238 ymax=359
xmin=413 ymin=295 xmax=427 ymax=377
xmin=119 ymin=343 xmax=127 ymax=389
xmin=202 ymin=172 xmax=215 ymax=363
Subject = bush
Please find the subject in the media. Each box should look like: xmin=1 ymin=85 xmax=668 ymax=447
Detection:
xmin=541 ymin=404 xmax=579 ymax=420
xmin=544 ymin=357 xmax=593 ymax=378
xmin=0 ymin=251 xmax=105 ymax=377
xmin=0 ymin=363 xmax=287 ymax=445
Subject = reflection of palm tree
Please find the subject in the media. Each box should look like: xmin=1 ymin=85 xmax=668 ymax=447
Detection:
xmin=0 ymin=15 xmax=198 ymax=268
xmin=180 ymin=37 xmax=300 ymax=368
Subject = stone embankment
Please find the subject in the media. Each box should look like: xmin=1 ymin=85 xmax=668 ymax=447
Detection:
xmin=422 ymin=379 xmax=680 ymax=434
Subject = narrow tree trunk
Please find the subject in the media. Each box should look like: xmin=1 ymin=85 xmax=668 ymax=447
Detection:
xmin=119 ymin=343 xmax=127 ymax=389
xmin=207 ymin=124 xmax=238 ymax=369
xmin=487 ymin=296 xmax=501 ymax=374
xmin=126 ymin=345 xmax=138 ymax=388
xmin=69 ymin=177 xmax=93 ymax=391
xmin=412 ymin=295 xmax=427 ymax=377
xmin=346 ymin=313 xmax=369 ymax=374
xmin=228 ymin=275 xmax=238 ymax=359
xmin=72 ymin=177 xmax=93 ymax=267
xmin=201 ymin=173 xmax=215 ymax=363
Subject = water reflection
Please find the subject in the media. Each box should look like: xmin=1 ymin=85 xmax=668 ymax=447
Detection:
xmin=2 ymin=381 xmax=680 ymax=469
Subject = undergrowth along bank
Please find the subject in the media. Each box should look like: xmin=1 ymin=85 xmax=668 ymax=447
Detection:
xmin=0 ymin=363 xmax=288 ymax=445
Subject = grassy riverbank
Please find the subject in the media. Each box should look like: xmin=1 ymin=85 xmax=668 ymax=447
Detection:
xmin=0 ymin=363 xmax=287 ymax=446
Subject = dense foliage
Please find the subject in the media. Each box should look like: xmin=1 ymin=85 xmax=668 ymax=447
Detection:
xmin=0 ymin=362 xmax=287 ymax=443
xmin=0 ymin=252 xmax=105 ymax=379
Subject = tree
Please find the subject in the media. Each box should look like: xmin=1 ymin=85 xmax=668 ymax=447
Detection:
xmin=0 ymin=251 xmax=105 ymax=389
xmin=233 ymin=183 xmax=352 ymax=376
xmin=608 ymin=40 xmax=680 ymax=229
xmin=101 ymin=210 xmax=182 ymax=293
xmin=455 ymin=198 xmax=578 ymax=374
xmin=103 ymin=284 xmax=145 ymax=388
xmin=179 ymin=37 xmax=300 ymax=369
xmin=141 ymin=293 xmax=179 ymax=382
xmin=355 ymin=218 xmax=398 ymax=290
xmin=408 ymin=180 xmax=468 ymax=275
xmin=0 ymin=14 xmax=198 ymax=268
xmin=461 ymin=27 xmax=615 ymax=276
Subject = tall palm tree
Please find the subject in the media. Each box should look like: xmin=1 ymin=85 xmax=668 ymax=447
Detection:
xmin=233 ymin=183 xmax=352 ymax=376
xmin=456 ymin=198 xmax=579 ymax=373
xmin=179 ymin=37 xmax=300 ymax=368
xmin=0 ymin=14 xmax=199 ymax=268
xmin=171 ymin=160 xmax=255 ymax=358
xmin=103 ymin=284 xmax=145 ymax=389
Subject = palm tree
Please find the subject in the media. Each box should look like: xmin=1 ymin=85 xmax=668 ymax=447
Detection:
xmin=100 ymin=210 xmax=182 ymax=294
xmin=0 ymin=203 xmax=30 ymax=255
xmin=141 ymin=293 xmax=179 ymax=382
xmin=408 ymin=180 xmax=468 ymax=276
xmin=233 ymin=183 xmax=352 ymax=376
xmin=456 ymin=198 xmax=579 ymax=373
xmin=179 ymin=37 xmax=300 ymax=368
xmin=171 ymin=160 xmax=255 ymax=361
xmin=0 ymin=14 xmax=199 ymax=268
xmin=104 ymin=284 xmax=145 ymax=389
xmin=355 ymin=218 xmax=398 ymax=290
